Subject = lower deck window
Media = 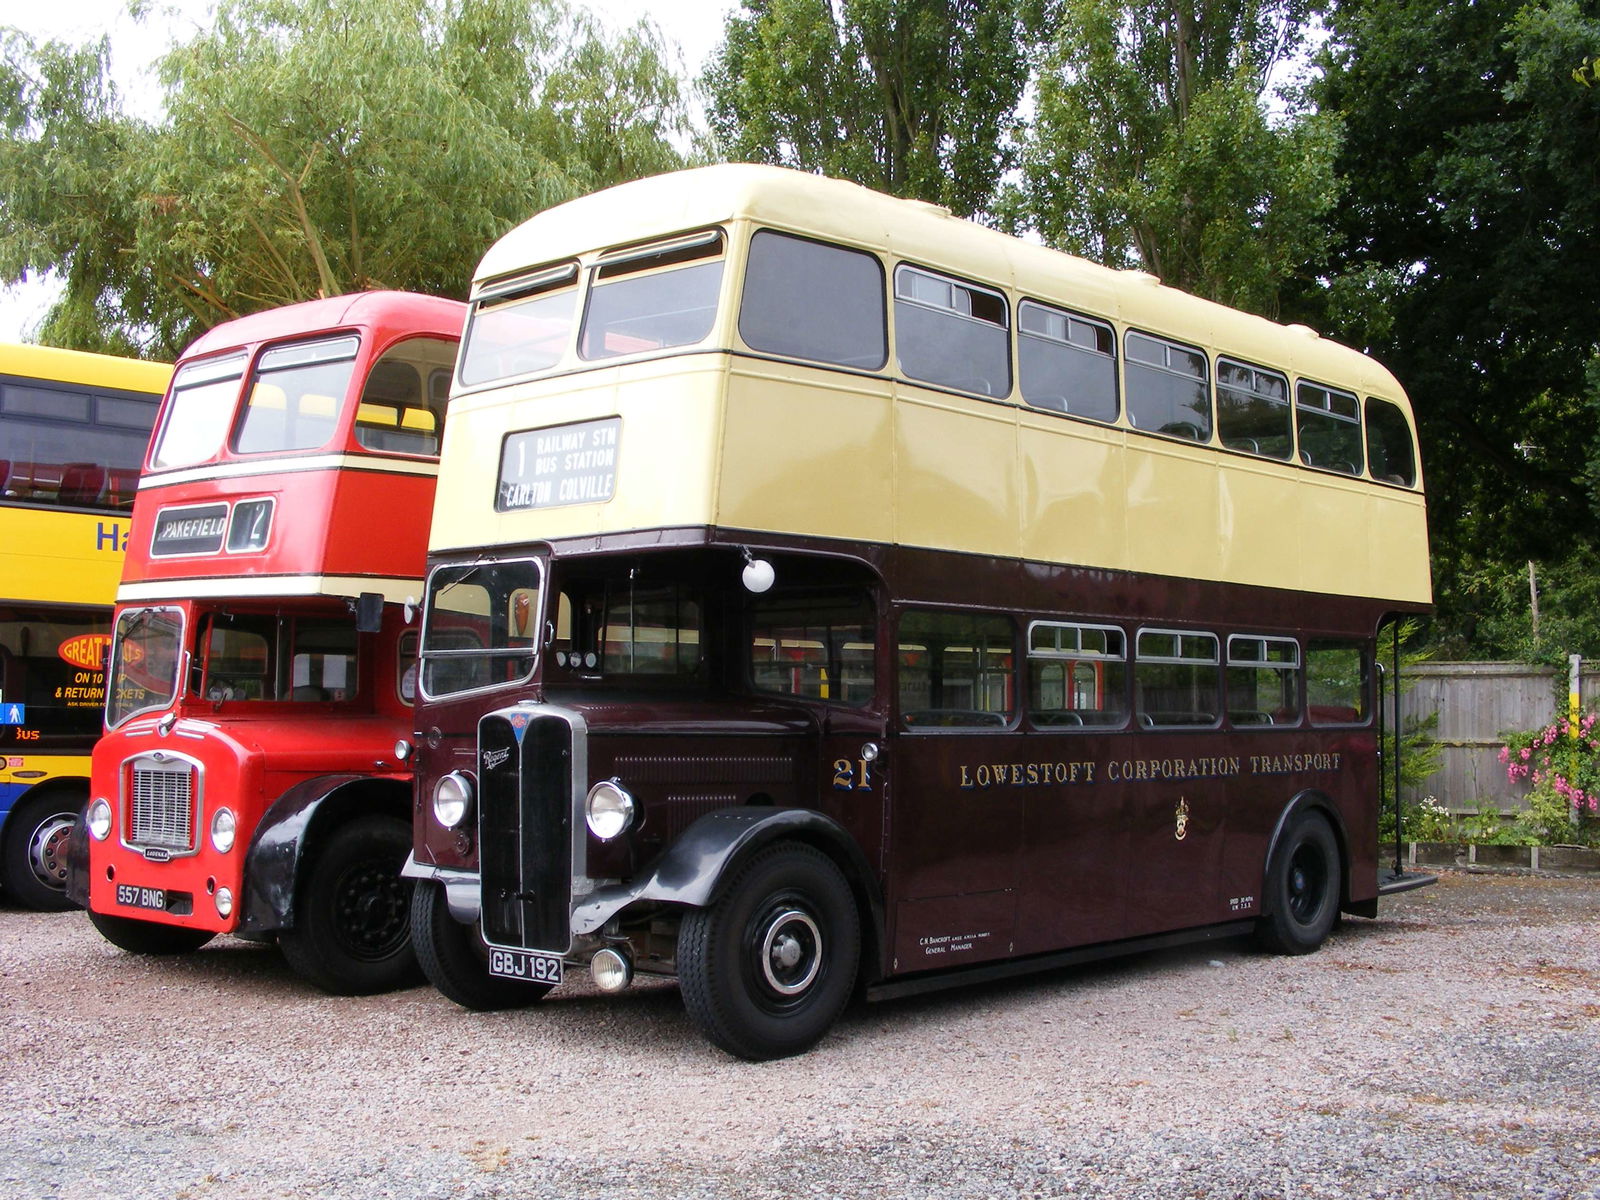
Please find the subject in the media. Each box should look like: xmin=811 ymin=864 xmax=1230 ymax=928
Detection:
xmin=898 ymin=610 xmax=1014 ymax=728
xmin=1135 ymin=629 xmax=1220 ymax=727
xmin=1307 ymin=640 xmax=1369 ymax=725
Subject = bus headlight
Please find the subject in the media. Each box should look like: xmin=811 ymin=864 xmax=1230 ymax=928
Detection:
xmin=87 ymin=799 xmax=112 ymax=842
xmin=585 ymin=779 xmax=635 ymax=841
xmin=211 ymin=807 xmax=237 ymax=854
xmin=433 ymin=771 xmax=474 ymax=829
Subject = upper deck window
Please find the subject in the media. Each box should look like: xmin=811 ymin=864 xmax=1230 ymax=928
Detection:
xmin=1217 ymin=358 xmax=1291 ymax=460
xmin=150 ymin=353 xmax=247 ymax=470
xmin=894 ymin=265 xmax=1011 ymax=399
xmin=233 ymin=336 xmax=360 ymax=456
xmin=1125 ymin=332 xmax=1212 ymax=443
xmin=739 ymin=231 xmax=887 ymax=370
xmin=1296 ymin=381 xmax=1362 ymax=475
xmin=458 ymin=262 xmax=579 ymax=388
xmin=353 ymin=336 xmax=456 ymax=456
xmin=1364 ymin=396 xmax=1417 ymax=487
xmin=0 ymin=378 xmax=160 ymax=511
xmin=579 ymin=231 xmax=725 ymax=361
xmin=1018 ymin=301 xmax=1118 ymax=424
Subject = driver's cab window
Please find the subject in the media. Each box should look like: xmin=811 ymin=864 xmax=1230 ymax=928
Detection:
xmin=550 ymin=584 xmax=702 ymax=680
xmin=196 ymin=614 xmax=357 ymax=702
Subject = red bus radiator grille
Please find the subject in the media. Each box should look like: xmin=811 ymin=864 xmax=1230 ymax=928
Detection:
xmin=129 ymin=763 xmax=196 ymax=852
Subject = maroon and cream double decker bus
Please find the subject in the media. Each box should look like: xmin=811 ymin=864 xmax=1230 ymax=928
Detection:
xmin=71 ymin=292 xmax=464 ymax=994
xmin=404 ymin=166 xmax=1434 ymax=1058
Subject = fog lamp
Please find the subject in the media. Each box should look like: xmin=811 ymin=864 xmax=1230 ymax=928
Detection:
xmin=215 ymin=887 xmax=234 ymax=918
xmin=433 ymin=771 xmax=474 ymax=829
xmin=585 ymin=780 xmax=635 ymax=841
xmin=87 ymin=799 xmax=113 ymax=841
xmin=591 ymin=946 xmax=633 ymax=992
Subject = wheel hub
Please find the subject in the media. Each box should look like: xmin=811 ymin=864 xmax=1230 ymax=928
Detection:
xmin=758 ymin=907 xmax=821 ymax=997
xmin=28 ymin=815 xmax=74 ymax=891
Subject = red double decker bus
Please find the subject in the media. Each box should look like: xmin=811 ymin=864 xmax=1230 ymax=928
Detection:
xmin=71 ymin=292 xmax=463 ymax=994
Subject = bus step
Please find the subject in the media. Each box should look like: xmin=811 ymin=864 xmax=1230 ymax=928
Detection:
xmin=1377 ymin=868 xmax=1437 ymax=896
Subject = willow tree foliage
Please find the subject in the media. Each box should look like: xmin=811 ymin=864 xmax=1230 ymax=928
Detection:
xmin=1010 ymin=0 xmax=1337 ymax=317
xmin=0 ymin=0 xmax=690 ymax=357
xmin=703 ymin=0 xmax=1041 ymax=218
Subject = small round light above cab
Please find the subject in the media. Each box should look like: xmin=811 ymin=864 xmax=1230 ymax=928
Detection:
xmin=585 ymin=779 xmax=635 ymax=841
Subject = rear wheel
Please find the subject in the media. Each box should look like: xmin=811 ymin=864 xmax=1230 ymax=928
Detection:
xmin=279 ymin=815 xmax=420 ymax=995
xmin=88 ymin=908 xmax=215 ymax=955
xmin=1255 ymin=810 xmax=1340 ymax=955
xmin=1 ymin=790 xmax=82 ymax=912
xmin=677 ymin=843 xmax=859 ymax=1061
xmin=411 ymin=880 xmax=551 ymax=1011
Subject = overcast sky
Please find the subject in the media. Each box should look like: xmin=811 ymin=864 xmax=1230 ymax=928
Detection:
xmin=0 ymin=0 xmax=733 ymax=343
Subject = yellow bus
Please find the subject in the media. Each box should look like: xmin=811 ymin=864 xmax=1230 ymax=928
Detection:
xmin=404 ymin=165 xmax=1433 ymax=1059
xmin=0 ymin=343 xmax=170 ymax=909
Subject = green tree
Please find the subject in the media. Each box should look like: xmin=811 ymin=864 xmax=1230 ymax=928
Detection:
xmin=0 ymin=0 xmax=690 ymax=358
xmin=1313 ymin=0 xmax=1600 ymax=655
xmin=1011 ymin=0 xmax=1337 ymax=316
xmin=703 ymin=0 xmax=1040 ymax=218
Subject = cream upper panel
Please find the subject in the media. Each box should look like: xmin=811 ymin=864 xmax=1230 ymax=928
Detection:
xmin=441 ymin=165 xmax=1429 ymax=605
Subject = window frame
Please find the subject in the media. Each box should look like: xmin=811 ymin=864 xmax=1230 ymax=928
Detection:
xmin=1123 ymin=330 xmax=1213 ymax=444
xmin=1016 ymin=299 xmax=1120 ymax=425
xmin=892 ymin=262 xmax=1012 ymax=400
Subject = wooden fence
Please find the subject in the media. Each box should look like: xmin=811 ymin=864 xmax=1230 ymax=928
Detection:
xmin=1398 ymin=661 xmax=1600 ymax=813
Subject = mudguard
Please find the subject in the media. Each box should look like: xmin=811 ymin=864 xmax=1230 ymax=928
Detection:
xmin=240 ymin=773 xmax=408 ymax=934
xmin=63 ymin=798 xmax=90 ymax=908
xmin=572 ymin=806 xmax=884 ymax=939
xmin=1261 ymin=789 xmax=1357 ymax=916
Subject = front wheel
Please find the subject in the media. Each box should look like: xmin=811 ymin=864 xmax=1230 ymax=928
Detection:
xmin=278 ymin=815 xmax=420 ymax=995
xmin=410 ymin=880 xmax=551 ymax=1011
xmin=88 ymin=908 xmax=216 ymax=955
xmin=677 ymin=843 xmax=859 ymax=1061
xmin=1 ymin=790 xmax=82 ymax=911
xmin=1255 ymin=810 xmax=1341 ymax=955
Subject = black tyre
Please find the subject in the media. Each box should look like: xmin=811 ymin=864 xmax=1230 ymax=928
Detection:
xmin=677 ymin=842 xmax=859 ymax=1061
xmin=88 ymin=907 xmax=216 ymax=955
xmin=1255 ymin=810 xmax=1341 ymax=955
xmin=410 ymin=879 xmax=551 ymax=1011
xmin=278 ymin=815 xmax=420 ymax=995
xmin=1 ymin=789 xmax=82 ymax=912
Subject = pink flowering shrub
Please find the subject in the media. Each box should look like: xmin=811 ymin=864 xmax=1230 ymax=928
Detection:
xmin=1499 ymin=712 xmax=1600 ymax=844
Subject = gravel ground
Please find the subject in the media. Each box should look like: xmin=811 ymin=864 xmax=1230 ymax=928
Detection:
xmin=3 ymin=871 xmax=1597 ymax=1200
